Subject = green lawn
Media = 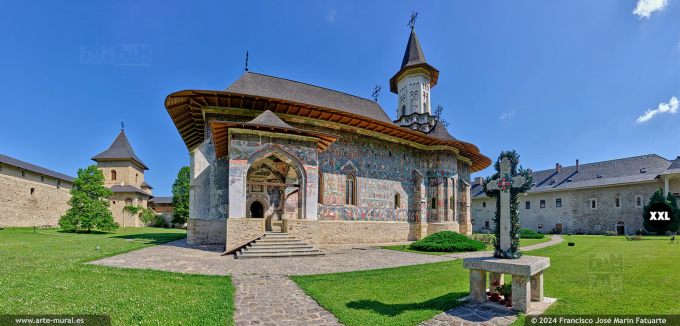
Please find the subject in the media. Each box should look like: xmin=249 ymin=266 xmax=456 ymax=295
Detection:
xmin=292 ymin=261 xmax=469 ymax=326
xmin=0 ymin=227 xmax=234 ymax=325
xmin=294 ymin=235 xmax=680 ymax=326
xmin=382 ymin=236 xmax=552 ymax=255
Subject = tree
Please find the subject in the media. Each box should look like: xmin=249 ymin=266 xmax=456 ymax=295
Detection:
xmin=643 ymin=189 xmax=680 ymax=234
xmin=59 ymin=165 xmax=118 ymax=232
xmin=171 ymin=166 xmax=190 ymax=225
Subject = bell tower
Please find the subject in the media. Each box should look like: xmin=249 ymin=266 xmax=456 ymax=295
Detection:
xmin=390 ymin=24 xmax=440 ymax=133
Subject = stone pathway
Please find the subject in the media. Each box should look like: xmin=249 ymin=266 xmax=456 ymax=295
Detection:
xmin=91 ymin=235 xmax=563 ymax=326
xmin=233 ymin=274 xmax=341 ymax=326
xmin=420 ymin=301 xmax=517 ymax=326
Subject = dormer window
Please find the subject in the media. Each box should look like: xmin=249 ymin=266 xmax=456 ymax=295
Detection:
xmin=596 ymin=174 xmax=602 ymax=178
xmin=640 ymin=168 xmax=647 ymax=173
xmin=549 ymin=179 xmax=555 ymax=185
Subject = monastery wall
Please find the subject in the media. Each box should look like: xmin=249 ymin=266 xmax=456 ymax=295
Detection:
xmin=0 ymin=164 xmax=72 ymax=227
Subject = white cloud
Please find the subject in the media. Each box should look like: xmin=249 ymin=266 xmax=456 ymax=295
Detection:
xmin=326 ymin=9 xmax=337 ymax=23
xmin=633 ymin=0 xmax=669 ymax=18
xmin=636 ymin=96 xmax=678 ymax=123
xmin=500 ymin=111 xmax=515 ymax=120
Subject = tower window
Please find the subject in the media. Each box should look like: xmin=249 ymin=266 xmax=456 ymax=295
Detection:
xmin=482 ymin=202 xmax=486 ymax=208
xmin=615 ymin=197 xmax=621 ymax=208
xmin=431 ymin=197 xmax=437 ymax=209
xmin=394 ymin=193 xmax=401 ymax=209
xmin=21 ymin=170 xmax=25 ymax=177
xmin=345 ymin=174 xmax=356 ymax=206
xmin=135 ymin=174 xmax=138 ymax=183
xmin=111 ymin=170 xmax=117 ymax=181
xmin=30 ymin=188 xmax=35 ymax=195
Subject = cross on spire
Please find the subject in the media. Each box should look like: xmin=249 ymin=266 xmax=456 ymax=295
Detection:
xmin=407 ymin=11 xmax=419 ymax=30
xmin=121 ymin=121 xmax=125 ymax=131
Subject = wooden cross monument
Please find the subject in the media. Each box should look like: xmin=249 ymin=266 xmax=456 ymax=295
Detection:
xmin=486 ymin=157 xmax=528 ymax=254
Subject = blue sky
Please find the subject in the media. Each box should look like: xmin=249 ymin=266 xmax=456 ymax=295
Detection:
xmin=0 ymin=0 xmax=678 ymax=195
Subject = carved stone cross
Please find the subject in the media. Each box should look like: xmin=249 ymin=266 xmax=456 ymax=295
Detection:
xmin=486 ymin=157 xmax=527 ymax=252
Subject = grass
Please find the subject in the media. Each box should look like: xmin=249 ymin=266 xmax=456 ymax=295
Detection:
xmin=0 ymin=227 xmax=234 ymax=325
xmin=382 ymin=236 xmax=552 ymax=255
xmin=291 ymin=261 xmax=469 ymax=326
xmin=296 ymin=235 xmax=680 ymax=326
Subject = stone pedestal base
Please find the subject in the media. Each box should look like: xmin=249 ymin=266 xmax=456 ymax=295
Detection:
xmin=463 ymin=255 xmax=552 ymax=313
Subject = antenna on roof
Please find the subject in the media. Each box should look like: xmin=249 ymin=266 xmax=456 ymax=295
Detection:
xmin=244 ymin=50 xmax=249 ymax=72
xmin=371 ymin=85 xmax=381 ymax=102
xmin=121 ymin=121 xmax=125 ymax=131
xmin=407 ymin=11 xmax=419 ymax=30
xmin=434 ymin=105 xmax=449 ymax=127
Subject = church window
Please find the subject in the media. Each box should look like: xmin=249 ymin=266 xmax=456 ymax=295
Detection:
xmin=431 ymin=197 xmax=437 ymax=209
xmin=394 ymin=193 xmax=401 ymax=209
xmin=615 ymin=197 xmax=621 ymax=208
xmin=540 ymin=200 xmax=546 ymax=208
xmin=635 ymin=195 xmax=643 ymax=207
xmin=556 ymin=198 xmax=562 ymax=208
xmin=345 ymin=174 xmax=356 ymax=206
xmin=111 ymin=170 xmax=117 ymax=181
xmin=525 ymin=201 xmax=531 ymax=209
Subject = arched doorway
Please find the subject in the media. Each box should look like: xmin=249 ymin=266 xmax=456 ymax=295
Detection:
xmin=245 ymin=147 xmax=306 ymax=232
xmin=250 ymin=201 xmax=264 ymax=218
xmin=615 ymin=221 xmax=625 ymax=235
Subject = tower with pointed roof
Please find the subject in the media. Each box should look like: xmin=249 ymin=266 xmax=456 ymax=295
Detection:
xmin=391 ymin=28 xmax=440 ymax=133
xmin=92 ymin=130 xmax=152 ymax=227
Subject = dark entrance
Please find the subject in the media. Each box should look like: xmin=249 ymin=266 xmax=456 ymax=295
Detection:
xmin=616 ymin=221 xmax=625 ymax=235
xmin=250 ymin=201 xmax=264 ymax=218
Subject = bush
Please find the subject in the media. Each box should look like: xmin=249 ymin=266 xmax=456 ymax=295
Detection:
xmin=470 ymin=233 xmax=496 ymax=245
xmin=410 ymin=231 xmax=486 ymax=252
xmin=518 ymin=228 xmax=545 ymax=239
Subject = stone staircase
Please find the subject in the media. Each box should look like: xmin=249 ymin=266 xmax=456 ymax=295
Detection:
xmin=235 ymin=232 xmax=324 ymax=259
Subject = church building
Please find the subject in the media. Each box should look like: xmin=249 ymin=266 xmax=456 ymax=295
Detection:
xmin=165 ymin=29 xmax=491 ymax=251
xmin=92 ymin=130 xmax=153 ymax=227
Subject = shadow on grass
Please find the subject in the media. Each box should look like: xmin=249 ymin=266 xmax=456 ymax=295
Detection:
xmin=57 ymin=229 xmax=111 ymax=234
xmin=345 ymin=292 xmax=467 ymax=317
xmin=111 ymin=233 xmax=187 ymax=245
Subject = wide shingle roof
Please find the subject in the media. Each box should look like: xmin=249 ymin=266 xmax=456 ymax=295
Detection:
xmin=472 ymin=154 xmax=671 ymax=198
xmin=0 ymin=154 xmax=74 ymax=182
xmin=110 ymin=184 xmax=151 ymax=196
xmin=226 ymin=72 xmax=393 ymax=124
xmin=92 ymin=131 xmax=148 ymax=170
xmin=662 ymin=156 xmax=680 ymax=175
xmin=150 ymin=196 xmax=172 ymax=204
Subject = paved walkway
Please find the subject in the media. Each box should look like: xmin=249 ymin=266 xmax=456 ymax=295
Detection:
xmin=91 ymin=235 xmax=563 ymax=326
xmin=442 ymin=235 xmax=564 ymax=259
xmin=233 ymin=274 xmax=341 ymax=326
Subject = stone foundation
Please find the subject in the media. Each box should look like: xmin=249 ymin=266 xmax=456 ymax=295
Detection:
xmin=318 ymin=220 xmax=417 ymax=245
xmin=284 ymin=219 xmax=320 ymax=246
xmin=186 ymin=218 xmax=226 ymax=246
xmin=226 ymin=218 xmax=265 ymax=252
xmin=427 ymin=222 xmax=460 ymax=235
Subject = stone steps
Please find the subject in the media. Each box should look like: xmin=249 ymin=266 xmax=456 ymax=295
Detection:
xmin=235 ymin=232 xmax=324 ymax=259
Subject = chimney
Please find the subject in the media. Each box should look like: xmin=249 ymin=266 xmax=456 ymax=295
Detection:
xmin=475 ymin=177 xmax=484 ymax=185
xmin=555 ymin=163 xmax=561 ymax=173
xmin=576 ymin=159 xmax=580 ymax=172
